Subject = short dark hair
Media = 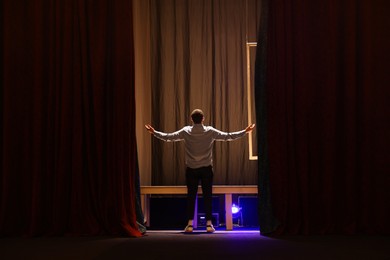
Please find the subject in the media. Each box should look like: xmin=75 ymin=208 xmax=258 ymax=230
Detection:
xmin=191 ymin=109 xmax=204 ymax=124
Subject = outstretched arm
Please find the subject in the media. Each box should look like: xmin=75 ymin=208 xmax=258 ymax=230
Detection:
xmin=213 ymin=123 xmax=256 ymax=141
xmin=144 ymin=124 xmax=184 ymax=142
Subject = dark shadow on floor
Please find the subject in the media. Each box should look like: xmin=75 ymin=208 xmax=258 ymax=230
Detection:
xmin=1 ymin=231 xmax=389 ymax=260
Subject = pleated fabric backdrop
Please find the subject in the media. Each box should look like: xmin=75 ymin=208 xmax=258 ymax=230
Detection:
xmin=256 ymin=0 xmax=390 ymax=235
xmin=138 ymin=0 xmax=261 ymax=186
xmin=1 ymin=0 xmax=142 ymax=237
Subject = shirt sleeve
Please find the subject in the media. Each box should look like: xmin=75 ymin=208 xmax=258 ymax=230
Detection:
xmin=153 ymin=128 xmax=185 ymax=142
xmin=211 ymin=127 xmax=247 ymax=141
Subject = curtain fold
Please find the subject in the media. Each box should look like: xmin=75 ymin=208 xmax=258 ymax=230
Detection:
xmin=255 ymin=0 xmax=280 ymax=235
xmin=1 ymin=0 xmax=141 ymax=237
xmin=149 ymin=0 xmax=260 ymax=186
xmin=257 ymin=0 xmax=390 ymax=235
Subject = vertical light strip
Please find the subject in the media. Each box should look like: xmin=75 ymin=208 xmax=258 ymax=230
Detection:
xmin=246 ymin=42 xmax=258 ymax=160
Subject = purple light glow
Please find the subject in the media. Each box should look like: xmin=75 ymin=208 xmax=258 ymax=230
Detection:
xmin=232 ymin=204 xmax=241 ymax=214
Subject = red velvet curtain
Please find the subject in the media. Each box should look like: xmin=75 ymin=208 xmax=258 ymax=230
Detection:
xmin=1 ymin=0 xmax=141 ymax=237
xmin=257 ymin=0 xmax=390 ymax=234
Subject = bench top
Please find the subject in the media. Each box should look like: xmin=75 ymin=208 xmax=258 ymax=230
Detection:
xmin=141 ymin=185 xmax=258 ymax=194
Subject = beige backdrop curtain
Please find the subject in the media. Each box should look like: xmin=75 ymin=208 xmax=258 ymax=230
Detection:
xmin=134 ymin=0 xmax=153 ymax=185
xmin=134 ymin=0 xmax=260 ymax=185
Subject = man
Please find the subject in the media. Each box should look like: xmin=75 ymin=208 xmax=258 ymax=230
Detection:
xmin=145 ymin=109 xmax=255 ymax=233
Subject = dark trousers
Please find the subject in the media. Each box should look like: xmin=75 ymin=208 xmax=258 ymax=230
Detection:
xmin=186 ymin=166 xmax=213 ymax=221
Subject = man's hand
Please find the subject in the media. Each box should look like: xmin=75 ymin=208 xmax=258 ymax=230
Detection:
xmin=145 ymin=124 xmax=155 ymax=134
xmin=245 ymin=123 xmax=255 ymax=133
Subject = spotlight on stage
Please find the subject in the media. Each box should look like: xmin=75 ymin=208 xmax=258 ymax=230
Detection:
xmin=231 ymin=204 xmax=241 ymax=214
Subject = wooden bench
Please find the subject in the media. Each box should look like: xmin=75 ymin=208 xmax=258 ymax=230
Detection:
xmin=140 ymin=185 xmax=258 ymax=230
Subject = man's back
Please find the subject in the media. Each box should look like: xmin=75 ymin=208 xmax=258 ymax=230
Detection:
xmin=182 ymin=124 xmax=219 ymax=168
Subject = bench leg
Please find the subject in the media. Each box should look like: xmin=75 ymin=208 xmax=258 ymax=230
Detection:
xmin=225 ymin=194 xmax=233 ymax=230
xmin=141 ymin=194 xmax=150 ymax=227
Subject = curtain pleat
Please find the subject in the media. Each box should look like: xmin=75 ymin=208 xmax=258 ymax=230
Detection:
xmin=257 ymin=0 xmax=390 ymax=235
xmin=149 ymin=0 xmax=260 ymax=186
xmin=1 ymin=0 xmax=141 ymax=237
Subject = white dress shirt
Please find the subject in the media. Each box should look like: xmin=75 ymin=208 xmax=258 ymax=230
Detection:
xmin=153 ymin=124 xmax=247 ymax=169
